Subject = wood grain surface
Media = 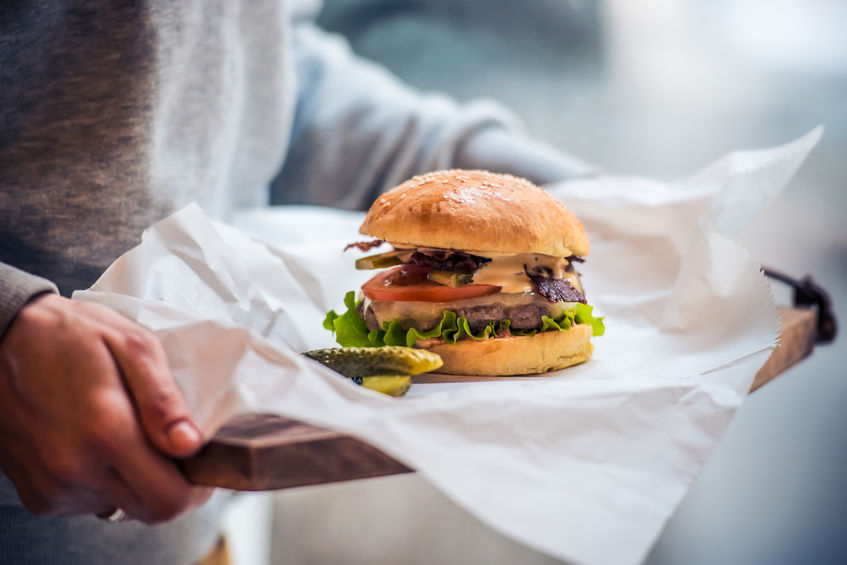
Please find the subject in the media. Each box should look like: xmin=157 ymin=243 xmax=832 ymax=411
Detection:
xmin=749 ymin=306 xmax=816 ymax=392
xmin=179 ymin=414 xmax=412 ymax=491
xmin=180 ymin=306 xmax=818 ymax=491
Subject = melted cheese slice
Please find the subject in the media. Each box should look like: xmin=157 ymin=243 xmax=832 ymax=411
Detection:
xmin=472 ymin=253 xmax=581 ymax=294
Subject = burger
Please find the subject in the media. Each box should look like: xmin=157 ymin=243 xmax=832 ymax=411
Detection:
xmin=323 ymin=169 xmax=604 ymax=376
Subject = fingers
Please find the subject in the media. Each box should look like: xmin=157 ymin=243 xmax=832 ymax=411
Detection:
xmin=94 ymin=311 xmax=204 ymax=458
xmin=80 ymin=377 xmax=207 ymax=523
xmin=3 ymin=296 xmax=203 ymax=459
xmin=74 ymin=395 xmax=208 ymax=523
xmin=109 ymin=428 xmax=211 ymax=523
xmin=0 ymin=296 xmax=211 ymax=523
xmin=1 ymin=430 xmax=146 ymax=520
xmin=98 ymin=466 xmax=193 ymax=524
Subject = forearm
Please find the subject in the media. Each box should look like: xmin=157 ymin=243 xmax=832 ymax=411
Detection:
xmin=0 ymin=262 xmax=58 ymax=340
xmin=273 ymin=23 xmax=522 ymax=210
xmin=454 ymin=127 xmax=600 ymax=186
xmin=274 ymin=23 xmax=599 ymax=210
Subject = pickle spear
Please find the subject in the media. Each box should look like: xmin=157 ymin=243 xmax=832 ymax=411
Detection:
xmin=304 ymin=346 xmax=443 ymax=378
xmin=360 ymin=375 xmax=412 ymax=397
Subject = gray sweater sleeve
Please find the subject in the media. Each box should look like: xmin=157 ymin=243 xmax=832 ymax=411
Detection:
xmin=271 ymin=23 xmax=596 ymax=211
xmin=0 ymin=263 xmax=59 ymax=340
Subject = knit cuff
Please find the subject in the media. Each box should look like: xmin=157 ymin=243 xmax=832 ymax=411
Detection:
xmin=0 ymin=263 xmax=59 ymax=340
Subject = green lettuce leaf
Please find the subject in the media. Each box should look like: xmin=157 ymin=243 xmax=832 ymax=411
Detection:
xmin=322 ymin=291 xmax=372 ymax=347
xmin=323 ymin=290 xmax=605 ymax=348
xmin=575 ymin=302 xmax=605 ymax=336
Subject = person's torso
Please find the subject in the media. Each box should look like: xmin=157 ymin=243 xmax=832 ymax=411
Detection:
xmin=0 ymin=0 xmax=295 ymax=295
xmin=0 ymin=0 xmax=293 ymax=561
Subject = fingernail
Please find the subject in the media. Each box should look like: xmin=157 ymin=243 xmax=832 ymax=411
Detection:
xmin=167 ymin=420 xmax=202 ymax=453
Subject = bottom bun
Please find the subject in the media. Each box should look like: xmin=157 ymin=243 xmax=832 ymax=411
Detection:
xmin=415 ymin=324 xmax=594 ymax=376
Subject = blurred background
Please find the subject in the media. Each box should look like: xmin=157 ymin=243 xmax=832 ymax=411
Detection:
xmin=233 ymin=1 xmax=847 ymax=563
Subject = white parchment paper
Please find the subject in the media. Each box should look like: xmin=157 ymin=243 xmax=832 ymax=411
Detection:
xmin=74 ymin=128 xmax=821 ymax=565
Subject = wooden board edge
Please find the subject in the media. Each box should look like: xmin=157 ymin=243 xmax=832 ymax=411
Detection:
xmin=749 ymin=306 xmax=816 ymax=392
xmin=179 ymin=414 xmax=412 ymax=491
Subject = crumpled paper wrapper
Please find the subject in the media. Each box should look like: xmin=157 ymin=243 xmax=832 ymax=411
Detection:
xmin=74 ymin=128 xmax=820 ymax=565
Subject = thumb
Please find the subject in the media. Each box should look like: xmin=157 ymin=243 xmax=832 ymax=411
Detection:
xmin=104 ymin=327 xmax=204 ymax=457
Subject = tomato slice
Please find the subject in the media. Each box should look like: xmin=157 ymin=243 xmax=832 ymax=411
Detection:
xmin=361 ymin=264 xmax=501 ymax=302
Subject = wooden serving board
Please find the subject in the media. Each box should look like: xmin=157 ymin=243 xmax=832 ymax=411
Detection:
xmin=179 ymin=306 xmax=817 ymax=491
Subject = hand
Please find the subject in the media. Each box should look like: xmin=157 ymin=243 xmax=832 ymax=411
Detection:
xmin=0 ymin=294 xmax=212 ymax=524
